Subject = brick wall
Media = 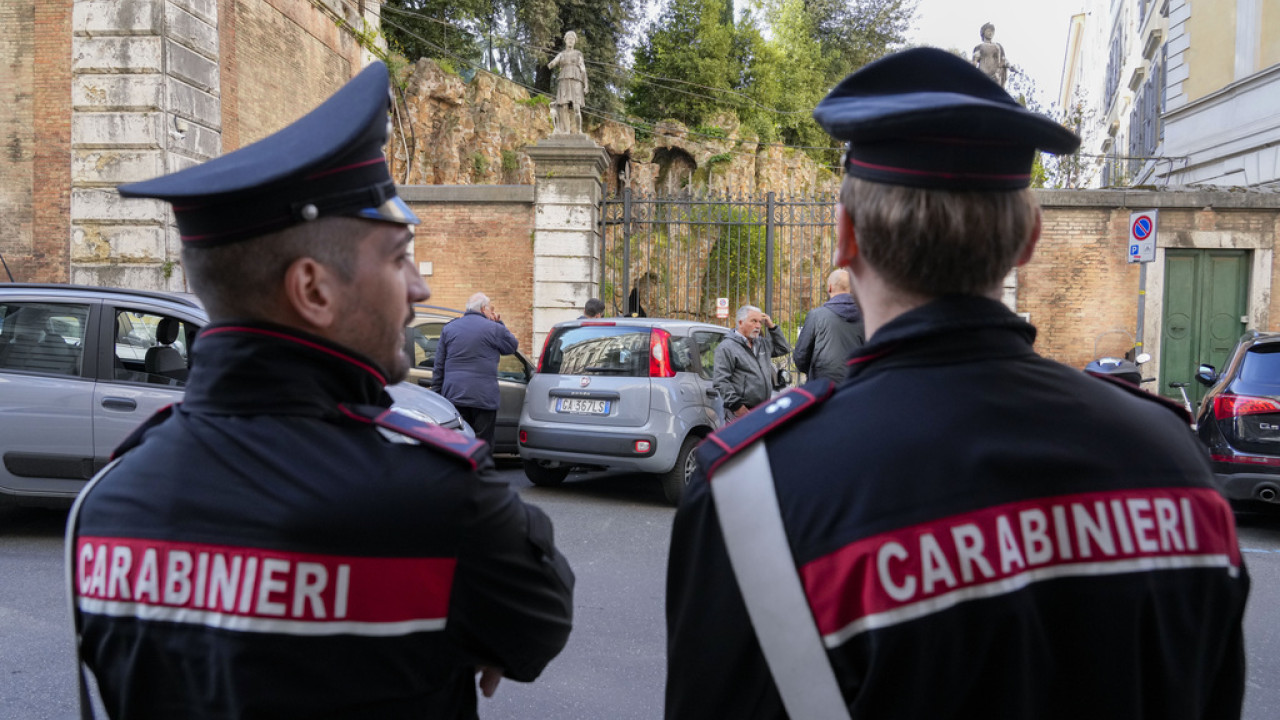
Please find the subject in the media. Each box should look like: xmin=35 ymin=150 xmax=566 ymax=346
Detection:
xmin=402 ymin=186 xmax=536 ymax=355
xmin=1025 ymin=190 xmax=1280 ymax=372
xmin=0 ymin=1 xmax=71 ymax=283
xmin=224 ymin=0 xmax=361 ymax=148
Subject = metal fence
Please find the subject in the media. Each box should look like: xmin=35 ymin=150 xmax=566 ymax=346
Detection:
xmin=599 ymin=189 xmax=840 ymax=376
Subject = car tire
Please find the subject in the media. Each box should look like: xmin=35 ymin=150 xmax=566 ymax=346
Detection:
xmin=661 ymin=436 xmax=700 ymax=506
xmin=523 ymin=459 xmax=569 ymax=487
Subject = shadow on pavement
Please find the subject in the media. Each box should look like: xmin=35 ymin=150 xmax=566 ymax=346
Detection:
xmin=526 ymin=470 xmax=671 ymax=508
xmin=0 ymin=505 xmax=71 ymax=537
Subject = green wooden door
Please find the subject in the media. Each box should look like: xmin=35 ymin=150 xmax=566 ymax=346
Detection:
xmin=1160 ymin=250 xmax=1249 ymax=405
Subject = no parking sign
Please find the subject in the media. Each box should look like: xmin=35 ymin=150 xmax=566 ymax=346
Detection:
xmin=715 ymin=297 xmax=729 ymax=319
xmin=1128 ymin=210 xmax=1157 ymax=264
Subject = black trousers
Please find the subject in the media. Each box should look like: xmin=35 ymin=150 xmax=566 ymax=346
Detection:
xmin=457 ymin=406 xmax=497 ymax=447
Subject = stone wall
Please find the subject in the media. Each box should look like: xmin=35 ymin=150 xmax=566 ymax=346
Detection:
xmin=402 ymin=186 xmax=537 ymax=355
xmin=389 ymin=59 xmax=841 ymax=199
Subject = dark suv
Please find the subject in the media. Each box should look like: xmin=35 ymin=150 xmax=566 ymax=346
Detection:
xmin=1194 ymin=330 xmax=1280 ymax=511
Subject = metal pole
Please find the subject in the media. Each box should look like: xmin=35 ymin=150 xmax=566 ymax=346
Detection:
xmin=1136 ymin=261 xmax=1147 ymax=354
xmin=622 ymin=188 xmax=632 ymax=316
xmin=765 ymin=192 xmax=775 ymax=317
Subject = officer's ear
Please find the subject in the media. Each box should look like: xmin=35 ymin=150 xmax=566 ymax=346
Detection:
xmin=836 ymin=203 xmax=858 ymax=265
xmin=1015 ymin=207 xmax=1042 ymax=268
xmin=282 ymin=255 xmax=342 ymax=331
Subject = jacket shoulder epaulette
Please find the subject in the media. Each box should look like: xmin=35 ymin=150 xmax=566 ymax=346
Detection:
xmin=1085 ymin=372 xmax=1192 ymax=425
xmin=339 ymin=403 xmax=487 ymax=470
xmin=697 ymin=379 xmax=836 ymax=479
xmin=111 ymin=403 xmax=177 ymax=460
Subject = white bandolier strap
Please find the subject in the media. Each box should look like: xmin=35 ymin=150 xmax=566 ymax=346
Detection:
xmin=711 ymin=441 xmax=851 ymax=720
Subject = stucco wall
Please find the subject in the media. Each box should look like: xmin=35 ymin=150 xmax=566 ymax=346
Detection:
xmin=1184 ymin=0 xmax=1237 ymax=102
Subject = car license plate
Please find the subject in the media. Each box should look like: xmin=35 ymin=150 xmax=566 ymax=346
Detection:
xmin=555 ymin=398 xmax=610 ymax=415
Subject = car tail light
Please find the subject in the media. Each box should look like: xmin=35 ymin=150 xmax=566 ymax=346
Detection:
xmin=635 ymin=440 xmax=651 ymax=453
xmin=535 ymin=332 xmax=553 ymax=373
xmin=519 ymin=430 xmax=527 ymax=444
xmin=649 ymin=328 xmax=675 ymax=378
xmin=1213 ymin=394 xmax=1280 ymax=418
xmin=1211 ymin=451 xmax=1280 ymax=467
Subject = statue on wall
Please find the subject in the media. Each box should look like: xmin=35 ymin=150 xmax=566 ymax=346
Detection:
xmin=972 ymin=22 xmax=1008 ymax=87
xmin=549 ymin=30 xmax=588 ymax=135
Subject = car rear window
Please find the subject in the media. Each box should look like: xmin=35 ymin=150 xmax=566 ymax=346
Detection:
xmin=541 ymin=326 xmax=652 ymax=377
xmin=1240 ymin=344 xmax=1280 ymax=387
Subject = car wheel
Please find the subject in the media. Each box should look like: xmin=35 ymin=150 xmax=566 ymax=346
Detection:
xmin=523 ymin=459 xmax=569 ymax=486
xmin=661 ymin=436 xmax=700 ymax=506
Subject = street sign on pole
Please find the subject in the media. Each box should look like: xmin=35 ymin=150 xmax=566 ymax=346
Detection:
xmin=1128 ymin=210 xmax=1158 ymax=264
xmin=716 ymin=297 xmax=730 ymax=319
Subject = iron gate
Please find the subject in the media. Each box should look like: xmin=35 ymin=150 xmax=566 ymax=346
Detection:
xmin=600 ymin=189 xmax=840 ymax=377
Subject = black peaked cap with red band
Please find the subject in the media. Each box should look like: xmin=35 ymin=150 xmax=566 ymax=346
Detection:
xmin=118 ymin=61 xmax=418 ymax=245
xmin=813 ymin=47 xmax=1081 ymax=190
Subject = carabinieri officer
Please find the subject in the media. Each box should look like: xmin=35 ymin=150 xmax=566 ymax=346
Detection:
xmin=68 ymin=61 xmax=573 ymax=719
xmin=665 ymin=48 xmax=1249 ymax=720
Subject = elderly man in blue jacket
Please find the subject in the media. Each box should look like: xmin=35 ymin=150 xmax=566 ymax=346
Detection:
xmin=433 ymin=292 xmax=519 ymax=446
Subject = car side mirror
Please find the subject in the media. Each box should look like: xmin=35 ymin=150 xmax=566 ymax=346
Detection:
xmin=1195 ymin=364 xmax=1216 ymax=387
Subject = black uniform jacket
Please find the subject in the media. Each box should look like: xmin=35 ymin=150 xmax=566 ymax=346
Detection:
xmin=667 ymin=296 xmax=1249 ymax=720
xmin=70 ymin=323 xmax=574 ymax=719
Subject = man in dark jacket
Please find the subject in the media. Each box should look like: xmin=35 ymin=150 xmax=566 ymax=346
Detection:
xmin=666 ymin=48 xmax=1248 ymax=720
xmin=433 ymin=292 xmax=519 ymax=446
xmin=793 ymin=268 xmax=864 ymax=383
xmin=69 ymin=62 xmax=573 ymax=720
xmin=713 ymin=304 xmax=791 ymax=421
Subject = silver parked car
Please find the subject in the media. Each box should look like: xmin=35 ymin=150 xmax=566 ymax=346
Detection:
xmin=518 ymin=317 xmax=730 ymax=505
xmin=0 ymin=284 xmax=471 ymax=506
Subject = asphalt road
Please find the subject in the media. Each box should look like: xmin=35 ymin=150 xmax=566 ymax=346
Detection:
xmin=3 ymin=463 xmax=1280 ymax=719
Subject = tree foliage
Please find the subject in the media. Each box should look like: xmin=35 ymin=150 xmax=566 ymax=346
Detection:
xmin=626 ymin=0 xmax=916 ymax=161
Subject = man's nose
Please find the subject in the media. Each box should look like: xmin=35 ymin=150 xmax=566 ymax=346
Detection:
xmin=407 ymin=271 xmax=430 ymax=303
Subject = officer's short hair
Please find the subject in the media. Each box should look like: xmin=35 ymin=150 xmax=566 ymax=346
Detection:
xmin=182 ymin=217 xmax=363 ymax=320
xmin=736 ymin=305 xmax=760 ymax=324
xmin=840 ymin=176 xmax=1037 ymax=297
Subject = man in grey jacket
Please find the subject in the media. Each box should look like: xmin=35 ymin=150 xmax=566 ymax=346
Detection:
xmin=713 ymin=304 xmax=791 ymax=421
xmin=793 ymin=268 xmax=865 ymax=383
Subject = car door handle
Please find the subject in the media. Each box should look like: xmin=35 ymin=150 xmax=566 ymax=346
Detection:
xmin=101 ymin=397 xmax=138 ymax=411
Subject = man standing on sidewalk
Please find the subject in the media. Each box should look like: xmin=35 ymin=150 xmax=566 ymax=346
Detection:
xmin=713 ymin=304 xmax=791 ymax=421
xmin=433 ymin=292 xmax=519 ymax=446
xmin=793 ymin=268 xmax=864 ymax=383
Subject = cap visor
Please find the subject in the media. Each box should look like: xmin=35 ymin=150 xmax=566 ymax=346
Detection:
xmin=357 ymin=196 xmax=420 ymax=225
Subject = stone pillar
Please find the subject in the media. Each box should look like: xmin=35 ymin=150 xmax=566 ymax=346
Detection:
xmin=70 ymin=0 xmax=221 ymax=291
xmin=525 ymin=135 xmax=610 ymax=353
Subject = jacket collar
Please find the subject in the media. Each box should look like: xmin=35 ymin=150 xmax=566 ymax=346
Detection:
xmin=846 ymin=295 xmax=1037 ymax=378
xmin=182 ymin=321 xmax=391 ymax=417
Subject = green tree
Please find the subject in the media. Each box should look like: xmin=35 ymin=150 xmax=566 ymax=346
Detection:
xmin=627 ymin=0 xmax=742 ymax=127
